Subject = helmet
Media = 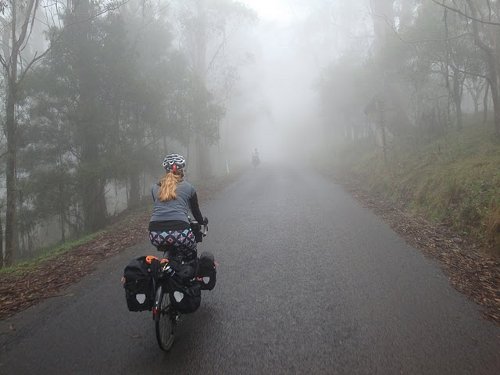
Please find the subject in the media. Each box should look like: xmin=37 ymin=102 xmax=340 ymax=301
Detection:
xmin=162 ymin=153 xmax=186 ymax=172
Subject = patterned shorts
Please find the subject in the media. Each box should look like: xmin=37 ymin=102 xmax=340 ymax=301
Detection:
xmin=149 ymin=228 xmax=197 ymax=259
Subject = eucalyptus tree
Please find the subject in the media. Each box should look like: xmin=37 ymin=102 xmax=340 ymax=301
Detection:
xmin=13 ymin=3 xmax=109 ymax=241
xmin=400 ymin=1 xmax=485 ymax=132
xmin=430 ymin=0 xmax=500 ymax=137
xmin=21 ymin=1 xmax=173 ymax=235
xmin=98 ymin=4 xmax=173 ymax=208
xmin=172 ymin=0 xmax=256 ymax=178
xmin=0 ymin=0 xmax=60 ymax=266
xmin=19 ymin=0 xmax=198 ymax=246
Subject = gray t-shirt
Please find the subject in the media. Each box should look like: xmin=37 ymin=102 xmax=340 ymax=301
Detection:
xmin=150 ymin=180 xmax=198 ymax=223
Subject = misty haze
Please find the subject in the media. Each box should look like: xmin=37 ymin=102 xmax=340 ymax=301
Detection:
xmin=0 ymin=1 xmax=499 ymax=374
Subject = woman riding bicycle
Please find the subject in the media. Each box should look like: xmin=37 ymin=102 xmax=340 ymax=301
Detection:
xmin=149 ymin=153 xmax=205 ymax=261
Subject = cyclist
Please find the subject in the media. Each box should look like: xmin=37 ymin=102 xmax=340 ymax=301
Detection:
xmin=251 ymin=148 xmax=260 ymax=167
xmin=148 ymin=153 xmax=205 ymax=261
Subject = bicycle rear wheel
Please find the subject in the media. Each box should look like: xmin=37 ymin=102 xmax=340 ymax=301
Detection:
xmin=154 ymin=286 xmax=175 ymax=351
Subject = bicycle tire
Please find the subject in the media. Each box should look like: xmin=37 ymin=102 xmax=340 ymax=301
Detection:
xmin=154 ymin=286 xmax=175 ymax=351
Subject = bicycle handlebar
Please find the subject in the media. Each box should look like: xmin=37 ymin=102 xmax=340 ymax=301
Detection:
xmin=188 ymin=216 xmax=208 ymax=242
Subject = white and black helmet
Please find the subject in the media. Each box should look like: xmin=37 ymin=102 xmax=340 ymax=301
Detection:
xmin=162 ymin=153 xmax=186 ymax=172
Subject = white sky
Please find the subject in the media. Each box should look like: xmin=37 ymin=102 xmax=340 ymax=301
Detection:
xmin=225 ymin=0 xmax=371 ymax=163
xmin=240 ymin=0 xmax=295 ymax=24
xmin=221 ymin=1 xmax=324 ymax=163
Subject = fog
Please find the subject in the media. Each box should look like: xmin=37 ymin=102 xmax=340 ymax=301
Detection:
xmin=1 ymin=4 xmax=499 ymax=371
xmin=0 ymin=0 xmax=495 ymax=261
xmin=220 ymin=0 xmax=373 ymax=166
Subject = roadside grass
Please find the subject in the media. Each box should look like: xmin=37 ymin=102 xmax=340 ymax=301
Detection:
xmin=330 ymin=122 xmax=500 ymax=254
xmin=0 ymin=231 xmax=105 ymax=277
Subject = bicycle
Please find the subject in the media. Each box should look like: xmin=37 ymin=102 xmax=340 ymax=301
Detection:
xmin=152 ymin=218 xmax=209 ymax=352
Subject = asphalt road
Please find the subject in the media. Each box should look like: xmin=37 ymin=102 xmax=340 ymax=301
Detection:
xmin=0 ymin=164 xmax=499 ymax=375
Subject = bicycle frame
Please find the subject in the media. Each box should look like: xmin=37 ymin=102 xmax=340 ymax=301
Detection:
xmin=152 ymin=219 xmax=208 ymax=351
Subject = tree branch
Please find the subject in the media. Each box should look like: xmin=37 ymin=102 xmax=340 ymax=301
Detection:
xmin=3 ymin=0 xmax=135 ymax=85
xmin=430 ymin=66 xmax=490 ymax=81
xmin=0 ymin=53 xmax=7 ymax=70
xmin=431 ymin=0 xmax=500 ymax=26
xmin=464 ymin=0 xmax=494 ymax=54
xmin=16 ymin=0 xmax=39 ymax=50
xmin=370 ymin=10 xmax=472 ymax=45
xmin=206 ymin=36 xmax=226 ymax=74
xmin=20 ymin=0 xmax=41 ymax=53
xmin=18 ymin=48 xmax=51 ymax=83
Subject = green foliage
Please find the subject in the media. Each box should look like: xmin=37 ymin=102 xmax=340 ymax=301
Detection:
xmin=16 ymin=2 xmax=198 ymax=238
xmin=331 ymin=121 xmax=500 ymax=252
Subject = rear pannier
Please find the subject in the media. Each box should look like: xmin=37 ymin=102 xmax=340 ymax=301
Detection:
xmin=197 ymin=251 xmax=217 ymax=291
xmin=123 ymin=256 xmax=160 ymax=312
xmin=168 ymin=276 xmax=201 ymax=314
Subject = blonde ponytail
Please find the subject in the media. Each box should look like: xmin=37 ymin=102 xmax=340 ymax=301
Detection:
xmin=158 ymin=171 xmax=183 ymax=201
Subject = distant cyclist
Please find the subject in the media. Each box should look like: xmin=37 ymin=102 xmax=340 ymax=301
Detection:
xmin=148 ymin=153 xmax=205 ymax=261
xmin=252 ymin=148 xmax=260 ymax=168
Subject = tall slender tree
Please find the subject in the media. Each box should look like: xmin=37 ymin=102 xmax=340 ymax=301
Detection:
xmin=0 ymin=0 xmax=52 ymax=266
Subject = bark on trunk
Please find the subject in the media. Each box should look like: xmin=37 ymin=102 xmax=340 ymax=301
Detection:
xmin=4 ymin=71 xmax=18 ymax=267
xmin=453 ymin=74 xmax=463 ymax=131
xmin=59 ymin=180 xmax=66 ymax=242
xmin=128 ymin=174 xmax=141 ymax=209
xmin=0 ymin=214 xmax=3 ymax=268
xmin=75 ymin=0 xmax=108 ymax=232
xmin=483 ymin=82 xmax=490 ymax=124
xmin=81 ymin=173 xmax=107 ymax=232
xmin=491 ymin=84 xmax=500 ymax=136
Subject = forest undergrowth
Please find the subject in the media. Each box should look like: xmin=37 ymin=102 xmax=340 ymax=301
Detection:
xmin=322 ymin=122 xmax=500 ymax=323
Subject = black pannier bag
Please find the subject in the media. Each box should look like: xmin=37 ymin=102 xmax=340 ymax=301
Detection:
xmin=197 ymin=251 xmax=217 ymax=291
xmin=170 ymin=259 xmax=197 ymax=282
xmin=168 ymin=276 xmax=201 ymax=314
xmin=123 ymin=256 xmax=160 ymax=312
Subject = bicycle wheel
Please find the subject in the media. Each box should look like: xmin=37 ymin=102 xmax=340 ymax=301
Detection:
xmin=154 ymin=286 xmax=175 ymax=351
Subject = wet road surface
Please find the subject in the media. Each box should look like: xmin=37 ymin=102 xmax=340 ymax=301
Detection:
xmin=1 ymin=165 xmax=499 ymax=374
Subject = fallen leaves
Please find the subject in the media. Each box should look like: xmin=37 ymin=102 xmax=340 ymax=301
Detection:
xmin=0 ymin=212 xmax=150 ymax=320
xmin=340 ymin=179 xmax=500 ymax=325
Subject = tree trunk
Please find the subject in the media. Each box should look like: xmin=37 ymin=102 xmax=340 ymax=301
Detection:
xmin=195 ymin=134 xmax=212 ymax=179
xmin=2 ymin=0 xmax=41 ymax=265
xmin=81 ymin=167 xmax=107 ymax=232
xmin=193 ymin=1 xmax=212 ymax=179
xmin=128 ymin=174 xmax=141 ymax=208
xmin=484 ymin=82 xmax=490 ymax=124
xmin=370 ymin=0 xmax=395 ymax=55
xmin=59 ymin=180 xmax=66 ymax=243
xmin=0 ymin=214 xmax=3 ymax=268
xmin=377 ymin=99 xmax=388 ymax=163
xmin=74 ymin=0 xmax=108 ymax=232
xmin=453 ymin=72 xmax=463 ymax=131
xmin=486 ymin=58 xmax=500 ymax=136
xmin=490 ymin=83 xmax=500 ymax=136
xmin=495 ymin=83 xmax=500 ymax=137
xmin=4 ymin=73 xmax=18 ymax=267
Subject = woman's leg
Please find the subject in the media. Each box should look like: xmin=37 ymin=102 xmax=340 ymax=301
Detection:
xmin=149 ymin=229 xmax=197 ymax=261
xmin=173 ymin=228 xmax=197 ymax=261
